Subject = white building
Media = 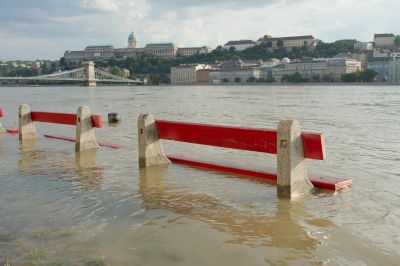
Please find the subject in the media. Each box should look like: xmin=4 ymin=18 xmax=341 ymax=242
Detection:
xmin=210 ymin=70 xmax=221 ymax=85
xmin=171 ymin=64 xmax=211 ymax=85
xmin=389 ymin=58 xmax=400 ymax=83
xmin=354 ymin=42 xmax=373 ymax=51
xmin=64 ymin=32 xmax=211 ymax=63
xmin=273 ymin=58 xmax=362 ymax=82
xmin=223 ymin=40 xmax=256 ymax=51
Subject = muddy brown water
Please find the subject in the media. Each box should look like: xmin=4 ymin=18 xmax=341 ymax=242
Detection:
xmin=0 ymin=85 xmax=399 ymax=265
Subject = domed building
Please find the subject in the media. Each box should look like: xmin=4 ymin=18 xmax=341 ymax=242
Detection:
xmin=64 ymin=31 xmax=211 ymax=63
xmin=128 ymin=31 xmax=137 ymax=48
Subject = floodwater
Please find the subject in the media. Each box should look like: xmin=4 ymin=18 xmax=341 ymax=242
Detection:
xmin=0 ymin=85 xmax=399 ymax=265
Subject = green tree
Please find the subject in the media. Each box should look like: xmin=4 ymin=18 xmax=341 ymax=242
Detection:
xmin=395 ymin=35 xmax=400 ymax=46
xmin=234 ymin=77 xmax=241 ymax=83
xmin=266 ymin=41 xmax=272 ymax=48
xmin=247 ymin=76 xmax=256 ymax=83
xmin=322 ymin=75 xmax=331 ymax=82
xmin=111 ymin=66 xmax=123 ymax=77
xmin=312 ymin=74 xmax=321 ymax=83
xmin=359 ymin=69 xmax=377 ymax=82
xmin=341 ymin=70 xmax=377 ymax=83
xmin=222 ymin=78 xmax=229 ymax=83
xmin=60 ymin=57 xmax=66 ymax=67
xmin=341 ymin=72 xmax=359 ymax=82
xmin=276 ymin=39 xmax=284 ymax=47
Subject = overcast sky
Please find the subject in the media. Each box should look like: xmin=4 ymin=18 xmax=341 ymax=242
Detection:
xmin=0 ymin=0 xmax=398 ymax=60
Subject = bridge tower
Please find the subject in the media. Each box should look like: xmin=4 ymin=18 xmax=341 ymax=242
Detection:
xmin=83 ymin=61 xmax=96 ymax=87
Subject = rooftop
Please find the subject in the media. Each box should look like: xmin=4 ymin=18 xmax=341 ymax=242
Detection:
xmin=128 ymin=32 xmax=136 ymax=41
xmin=146 ymin=43 xmax=176 ymax=47
xmin=374 ymin=33 xmax=395 ymax=38
xmin=265 ymin=35 xmax=315 ymax=41
xmin=224 ymin=40 xmax=255 ymax=46
xmin=178 ymin=46 xmax=209 ymax=50
xmin=85 ymin=45 xmax=114 ymax=49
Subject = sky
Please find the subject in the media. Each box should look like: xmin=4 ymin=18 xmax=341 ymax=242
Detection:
xmin=0 ymin=0 xmax=398 ymax=60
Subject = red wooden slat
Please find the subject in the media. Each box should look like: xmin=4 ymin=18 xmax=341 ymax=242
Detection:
xmin=168 ymin=155 xmax=352 ymax=191
xmin=0 ymin=107 xmax=4 ymax=117
xmin=302 ymin=132 xmax=326 ymax=160
xmin=30 ymin=111 xmax=102 ymax=128
xmin=6 ymin=129 xmax=19 ymax=134
xmin=156 ymin=120 xmax=325 ymax=160
xmin=31 ymin=112 xmax=77 ymax=125
xmin=44 ymin=134 xmax=122 ymax=149
xmin=91 ymin=115 xmax=103 ymax=128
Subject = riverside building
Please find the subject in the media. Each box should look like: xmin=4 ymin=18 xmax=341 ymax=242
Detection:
xmin=367 ymin=57 xmax=393 ymax=82
xmin=170 ymin=64 xmax=211 ymax=85
xmin=272 ymin=58 xmax=362 ymax=82
xmin=389 ymin=57 xmax=400 ymax=83
xmin=64 ymin=32 xmax=211 ymax=63
xmin=212 ymin=59 xmax=264 ymax=84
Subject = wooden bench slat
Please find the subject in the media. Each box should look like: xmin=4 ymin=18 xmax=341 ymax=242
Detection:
xmin=31 ymin=112 xmax=77 ymax=125
xmin=156 ymin=120 xmax=325 ymax=160
xmin=30 ymin=111 xmax=102 ymax=128
xmin=44 ymin=134 xmax=121 ymax=149
xmin=167 ymin=155 xmax=351 ymax=191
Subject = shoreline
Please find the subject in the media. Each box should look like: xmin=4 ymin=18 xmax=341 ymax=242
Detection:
xmin=0 ymin=82 xmax=398 ymax=87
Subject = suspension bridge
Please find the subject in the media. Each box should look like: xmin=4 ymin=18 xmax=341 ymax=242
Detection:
xmin=0 ymin=61 xmax=143 ymax=87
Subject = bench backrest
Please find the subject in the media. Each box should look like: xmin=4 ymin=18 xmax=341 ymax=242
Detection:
xmin=155 ymin=120 xmax=325 ymax=160
xmin=30 ymin=111 xmax=103 ymax=128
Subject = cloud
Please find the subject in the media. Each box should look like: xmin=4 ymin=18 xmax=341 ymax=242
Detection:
xmin=0 ymin=0 xmax=398 ymax=59
xmin=81 ymin=0 xmax=119 ymax=12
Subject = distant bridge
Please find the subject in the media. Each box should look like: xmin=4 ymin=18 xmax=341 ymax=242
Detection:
xmin=0 ymin=61 xmax=143 ymax=87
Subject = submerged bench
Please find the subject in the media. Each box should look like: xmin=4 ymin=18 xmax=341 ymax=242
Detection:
xmin=138 ymin=114 xmax=352 ymax=199
xmin=19 ymin=104 xmax=102 ymax=152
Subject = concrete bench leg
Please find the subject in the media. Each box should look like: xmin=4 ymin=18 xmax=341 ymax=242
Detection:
xmin=19 ymin=104 xmax=38 ymax=141
xmin=75 ymin=106 xmax=99 ymax=152
xmin=0 ymin=123 xmax=5 ymax=133
xmin=138 ymin=114 xmax=171 ymax=168
xmin=277 ymin=119 xmax=314 ymax=199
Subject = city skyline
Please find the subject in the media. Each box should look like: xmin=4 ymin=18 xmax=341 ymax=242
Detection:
xmin=0 ymin=0 xmax=399 ymax=60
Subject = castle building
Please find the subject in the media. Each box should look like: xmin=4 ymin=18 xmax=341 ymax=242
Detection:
xmin=64 ymin=32 xmax=211 ymax=63
xmin=223 ymin=40 xmax=256 ymax=51
xmin=128 ymin=31 xmax=138 ymax=48
xmin=259 ymin=35 xmax=317 ymax=50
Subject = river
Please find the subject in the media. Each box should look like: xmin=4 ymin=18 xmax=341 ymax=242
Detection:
xmin=0 ymin=85 xmax=399 ymax=265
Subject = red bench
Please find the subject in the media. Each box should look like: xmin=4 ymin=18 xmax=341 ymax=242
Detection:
xmin=30 ymin=111 xmax=102 ymax=128
xmin=19 ymin=104 xmax=102 ymax=152
xmin=138 ymin=114 xmax=352 ymax=198
xmin=0 ymin=107 xmax=5 ymax=133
